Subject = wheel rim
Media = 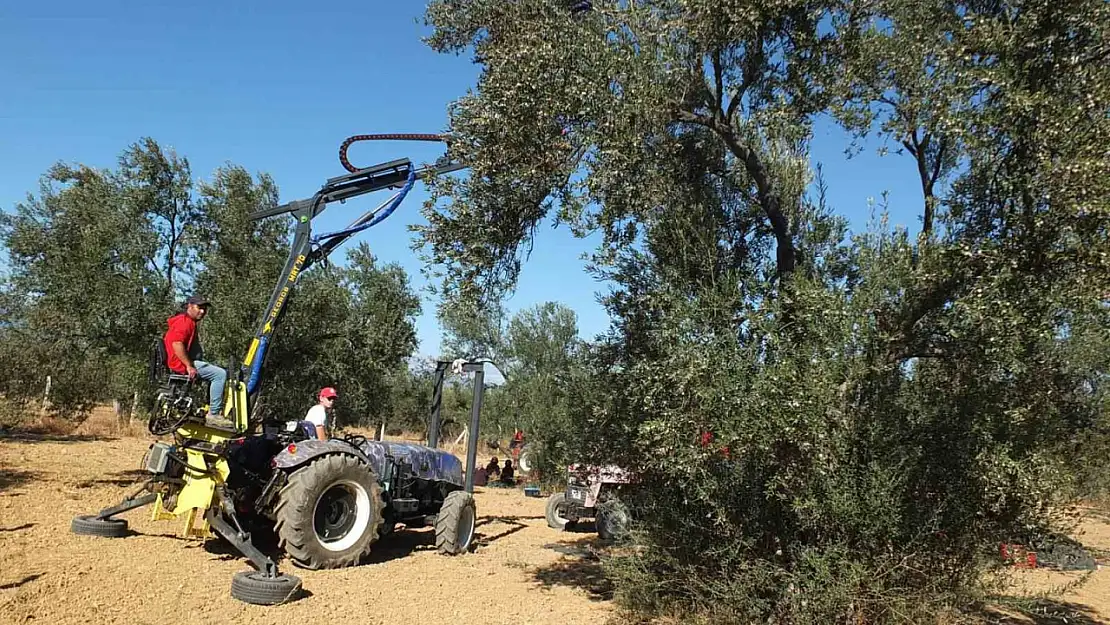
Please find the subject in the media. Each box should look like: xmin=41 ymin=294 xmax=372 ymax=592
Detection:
xmin=456 ymin=504 xmax=476 ymax=551
xmin=312 ymin=480 xmax=371 ymax=552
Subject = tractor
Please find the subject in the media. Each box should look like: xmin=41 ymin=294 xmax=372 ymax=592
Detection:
xmin=69 ymin=135 xmax=495 ymax=605
xmin=545 ymin=464 xmax=635 ymax=541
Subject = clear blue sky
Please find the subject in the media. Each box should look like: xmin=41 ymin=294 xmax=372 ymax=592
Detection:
xmin=0 ymin=0 xmax=925 ymax=358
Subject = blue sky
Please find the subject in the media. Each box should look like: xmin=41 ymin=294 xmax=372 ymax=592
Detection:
xmin=0 ymin=0 xmax=925 ymax=358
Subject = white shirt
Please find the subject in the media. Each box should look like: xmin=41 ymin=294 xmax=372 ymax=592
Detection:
xmin=305 ymin=404 xmax=328 ymax=427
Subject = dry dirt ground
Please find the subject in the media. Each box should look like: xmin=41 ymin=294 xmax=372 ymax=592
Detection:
xmin=5 ymin=425 xmax=1110 ymax=625
xmin=0 ymin=431 xmax=614 ymax=625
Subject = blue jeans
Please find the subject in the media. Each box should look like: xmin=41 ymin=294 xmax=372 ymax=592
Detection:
xmin=193 ymin=360 xmax=227 ymax=415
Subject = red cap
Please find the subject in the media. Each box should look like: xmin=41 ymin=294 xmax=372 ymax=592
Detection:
xmin=319 ymin=387 xmax=338 ymax=400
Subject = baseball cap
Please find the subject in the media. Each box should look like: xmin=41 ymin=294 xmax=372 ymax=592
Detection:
xmin=319 ymin=387 xmax=338 ymax=400
xmin=186 ymin=295 xmax=211 ymax=307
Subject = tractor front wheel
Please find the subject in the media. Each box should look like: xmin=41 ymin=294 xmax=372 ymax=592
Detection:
xmin=273 ymin=454 xmax=385 ymax=570
xmin=545 ymin=492 xmax=572 ymax=530
xmin=435 ymin=490 xmax=476 ymax=555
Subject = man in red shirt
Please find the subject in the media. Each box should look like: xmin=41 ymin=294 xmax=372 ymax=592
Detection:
xmin=163 ymin=295 xmax=227 ymax=424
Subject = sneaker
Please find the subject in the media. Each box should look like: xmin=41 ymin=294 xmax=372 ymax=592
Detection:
xmin=206 ymin=414 xmax=235 ymax=429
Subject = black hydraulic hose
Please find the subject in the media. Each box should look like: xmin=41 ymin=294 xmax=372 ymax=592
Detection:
xmin=339 ymin=133 xmax=449 ymax=173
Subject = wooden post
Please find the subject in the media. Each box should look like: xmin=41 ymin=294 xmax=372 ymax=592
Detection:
xmin=41 ymin=376 xmax=51 ymax=412
xmin=38 ymin=375 xmax=52 ymax=423
xmin=130 ymin=391 xmax=139 ymax=427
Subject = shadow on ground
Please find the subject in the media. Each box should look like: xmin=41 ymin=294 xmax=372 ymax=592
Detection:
xmin=473 ymin=514 xmax=545 ymax=547
xmin=532 ymin=554 xmax=614 ymax=601
xmin=0 ymin=431 xmax=119 ymax=444
xmin=980 ymin=598 xmax=1107 ymax=624
xmin=363 ymin=527 xmax=437 ymax=565
xmin=0 ymin=573 xmax=43 ymax=591
xmin=0 ymin=468 xmax=38 ymax=492
xmin=73 ymin=469 xmax=148 ymax=488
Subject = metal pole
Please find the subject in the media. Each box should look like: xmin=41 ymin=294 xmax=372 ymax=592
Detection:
xmin=428 ymin=362 xmax=447 ymax=448
xmin=463 ymin=363 xmax=485 ymax=494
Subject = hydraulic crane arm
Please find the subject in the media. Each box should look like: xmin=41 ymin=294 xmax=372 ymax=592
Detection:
xmin=235 ymin=136 xmax=466 ymax=414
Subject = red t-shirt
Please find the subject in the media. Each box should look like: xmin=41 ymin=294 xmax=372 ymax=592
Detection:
xmin=163 ymin=313 xmax=196 ymax=373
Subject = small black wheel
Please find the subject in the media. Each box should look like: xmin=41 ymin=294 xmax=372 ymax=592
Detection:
xmin=545 ymin=492 xmax=571 ymax=530
xmin=435 ymin=490 xmax=476 ymax=555
xmin=230 ymin=570 xmax=303 ymax=605
xmin=71 ymin=514 xmax=129 ymax=538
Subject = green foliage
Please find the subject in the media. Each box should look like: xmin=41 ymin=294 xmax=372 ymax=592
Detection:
xmin=0 ymin=157 xmax=163 ymax=416
xmin=435 ymin=299 xmax=585 ymax=481
xmin=419 ymin=0 xmax=1110 ymax=622
xmin=256 ymin=244 xmax=423 ymax=428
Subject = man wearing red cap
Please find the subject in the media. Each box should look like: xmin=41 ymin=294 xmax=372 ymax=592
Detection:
xmin=304 ymin=387 xmax=338 ymax=440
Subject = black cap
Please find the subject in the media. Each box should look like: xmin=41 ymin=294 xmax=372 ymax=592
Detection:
xmin=186 ymin=295 xmax=211 ymax=307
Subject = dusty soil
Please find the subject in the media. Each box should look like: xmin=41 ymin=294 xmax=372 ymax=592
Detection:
xmin=0 ymin=432 xmax=615 ymax=625
xmin=5 ymin=425 xmax=1110 ymax=625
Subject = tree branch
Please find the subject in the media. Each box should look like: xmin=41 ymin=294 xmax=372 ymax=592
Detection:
xmin=930 ymin=135 xmax=948 ymax=188
xmin=726 ymin=28 xmax=767 ymax=122
xmin=675 ymin=106 xmax=796 ymax=280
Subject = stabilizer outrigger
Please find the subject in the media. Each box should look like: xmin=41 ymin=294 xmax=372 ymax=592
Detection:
xmin=71 ymin=133 xmax=472 ymax=606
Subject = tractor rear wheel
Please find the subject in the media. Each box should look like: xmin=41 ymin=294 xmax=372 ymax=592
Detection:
xmin=595 ymin=499 xmax=630 ymax=542
xmin=435 ymin=490 xmax=476 ymax=555
xmin=517 ymin=443 xmax=535 ymax=475
xmin=230 ymin=570 xmax=303 ymax=605
xmin=274 ymin=454 xmax=385 ymax=570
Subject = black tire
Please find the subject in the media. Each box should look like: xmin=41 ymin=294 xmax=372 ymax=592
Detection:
xmin=378 ymin=492 xmax=397 ymax=539
xmin=230 ymin=570 xmax=303 ymax=605
xmin=435 ymin=490 xmax=476 ymax=555
xmin=273 ymin=454 xmax=385 ymax=570
xmin=545 ymin=492 xmax=571 ymax=530
xmin=595 ymin=499 xmax=630 ymax=542
xmin=71 ymin=514 xmax=129 ymax=538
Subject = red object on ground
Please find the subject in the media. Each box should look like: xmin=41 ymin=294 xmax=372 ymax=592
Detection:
xmin=1000 ymin=543 xmax=1037 ymax=568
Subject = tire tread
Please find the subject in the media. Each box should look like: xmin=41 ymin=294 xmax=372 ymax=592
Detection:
xmin=273 ymin=454 xmax=384 ymax=569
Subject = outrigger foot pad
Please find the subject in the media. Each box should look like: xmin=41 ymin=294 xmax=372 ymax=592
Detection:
xmin=231 ymin=571 xmax=303 ymax=605
xmin=71 ymin=514 xmax=129 ymax=538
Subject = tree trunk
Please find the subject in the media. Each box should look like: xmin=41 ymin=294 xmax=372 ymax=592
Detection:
xmin=114 ymin=399 xmax=125 ymax=430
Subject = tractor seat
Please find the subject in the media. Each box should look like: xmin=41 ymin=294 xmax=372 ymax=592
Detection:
xmin=149 ymin=340 xmax=195 ymax=386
